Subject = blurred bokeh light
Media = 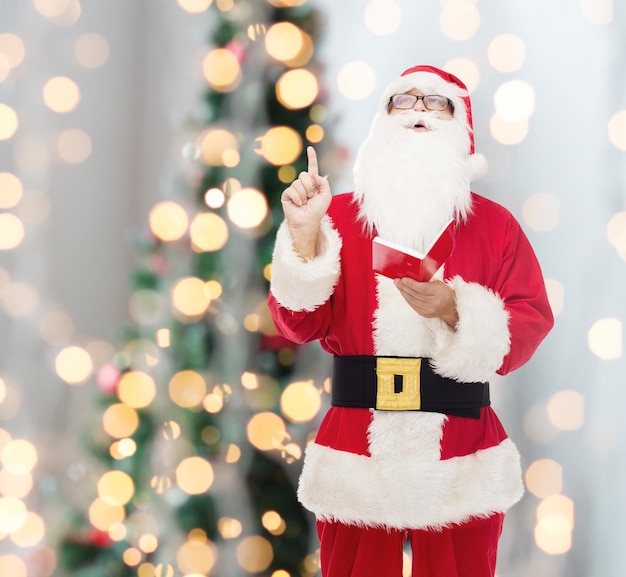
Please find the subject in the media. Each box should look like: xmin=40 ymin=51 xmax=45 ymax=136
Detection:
xmin=149 ymin=201 xmax=189 ymax=241
xmin=177 ymin=0 xmax=214 ymax=13
xmin=587 ymin=318 xmax=622 ymax=360
xmin=43 ymin=76 xmax=81 ymax=113
xmin=0 ymin=103 xmax=18 ymax=140
xmin=363 ymin=0 xmax=402 ymax=36
xmin=202 ymin=48 xmax=241 ymax=92
xmin=488 ymin=34 xmax=526 ymax=73
xmin=74 ymin=33 xmax=110 ymax=68
xmin=523 ymin=193 xmax=560 ymax=232
xmin=175 ymin=457 xmax=214 ymax=495
xmin=0 ymin=32 xmax=25 ymax=71
xmin=580 ymin=0 xmax=613 ymax=24
xmin=440 ymin=0 xmax=480 ymax=40
xmin=57 ymin=128 xmax=92 ymax=163
xmin=227 ymin=187 xmax=268 ymax=229
xmin=0 ymin=172 xmax=23 ymax=208
xmin=276 ymin=68 xmax=319 ymax=109
xmin=337 ymin=61 xmax=376 ymax=100
xmin=257 ymin=127 xmax=302 ymax=166
xmin=171 ymin=276 xmax=212 ymax=319
xmin=55 ymin=346 xmax=94 ymax=385
xmin=117 ymin=371 xmax=157 ymax=408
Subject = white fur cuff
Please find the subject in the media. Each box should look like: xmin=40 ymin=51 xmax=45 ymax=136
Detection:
xmin=269 ymin=216 xmax=342 ymax=312
xmin=431 ymin=277 xmax=510 ymax=382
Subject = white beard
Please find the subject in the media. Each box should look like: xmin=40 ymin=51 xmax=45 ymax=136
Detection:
xmin=353 ymin=110 xmax=473 ymax=252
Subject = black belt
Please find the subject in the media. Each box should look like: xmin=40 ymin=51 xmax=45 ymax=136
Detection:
xmin=331 ymin=356 xmax=490 ymax=419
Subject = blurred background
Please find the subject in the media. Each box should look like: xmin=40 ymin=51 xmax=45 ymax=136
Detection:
xmin=0 ymin=0 xmax=625 ymax=576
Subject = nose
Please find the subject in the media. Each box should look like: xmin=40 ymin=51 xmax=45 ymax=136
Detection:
xmin=413 ymin=97 xmax=427 ymax=111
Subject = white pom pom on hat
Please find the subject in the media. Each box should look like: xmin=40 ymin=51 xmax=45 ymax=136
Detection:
xmin=466 ymin=152 xmax=488 ymax=181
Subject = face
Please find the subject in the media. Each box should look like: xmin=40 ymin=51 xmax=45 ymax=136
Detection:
xmin=388 ymin=89 xmax=454 ymax=132
xmin=354 ymin=81 xmax=473 ymax=247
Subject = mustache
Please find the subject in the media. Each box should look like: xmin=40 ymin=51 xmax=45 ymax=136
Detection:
xmin=384 ymin=111 xmax=454 ymax=130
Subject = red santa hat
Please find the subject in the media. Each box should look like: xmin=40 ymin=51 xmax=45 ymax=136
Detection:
xmin=380 ymin=64 xmax=488 ymax=180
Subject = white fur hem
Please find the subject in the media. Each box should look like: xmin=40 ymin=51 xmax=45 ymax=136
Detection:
xmin=430 ymin=276 xmax=510 ymax=382
xmin=298 ymin=437 xmax=523 ymax=530
xmin=269 ymin=216 xmax=341 ymax=312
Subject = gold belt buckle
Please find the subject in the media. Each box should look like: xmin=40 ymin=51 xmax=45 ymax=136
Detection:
xmin=375 ymin=357 xmax=422 ymax=410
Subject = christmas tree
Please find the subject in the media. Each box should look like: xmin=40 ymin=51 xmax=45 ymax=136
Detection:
xmin=57 ymin=1 xmax=343 ymax=575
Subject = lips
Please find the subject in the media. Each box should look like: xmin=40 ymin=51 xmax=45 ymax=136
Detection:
xmin=411 ymin=120 xmax=430 ymax=132
xmin=397 ymin=113 xmax=432 ymax=132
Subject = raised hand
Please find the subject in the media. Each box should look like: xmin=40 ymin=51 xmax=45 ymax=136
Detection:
xmin=281 ymin=146 xmax=332 ymax=259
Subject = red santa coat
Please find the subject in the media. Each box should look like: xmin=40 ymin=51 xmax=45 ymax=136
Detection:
xmin=268 ymin=191 xmax=554 ymax=530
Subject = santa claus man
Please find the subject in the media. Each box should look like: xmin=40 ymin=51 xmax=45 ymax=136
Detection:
xmin=267 ymin=65 xmax=554 ymax=577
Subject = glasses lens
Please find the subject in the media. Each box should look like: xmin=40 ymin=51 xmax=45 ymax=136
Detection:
xmin=423 ymin=95 xmax=449 ymax=111
xmin=391 ymin=94 xmax=417 ymax=109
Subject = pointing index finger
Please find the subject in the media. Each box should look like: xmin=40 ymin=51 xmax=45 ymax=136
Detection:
xmin=307 ymin=146 xmax=319 ymax=176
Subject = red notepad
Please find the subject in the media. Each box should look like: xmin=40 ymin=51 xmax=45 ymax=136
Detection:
xmin=372 ymin=220 xmax=455 ymax=282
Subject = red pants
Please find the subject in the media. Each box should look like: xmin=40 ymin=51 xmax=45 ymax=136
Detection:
xmin=317 ymin=514 xmax=504 ymax=577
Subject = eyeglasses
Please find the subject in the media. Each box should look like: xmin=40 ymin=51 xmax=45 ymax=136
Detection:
xmin=389 ymin=93 xmax=452 ymax=111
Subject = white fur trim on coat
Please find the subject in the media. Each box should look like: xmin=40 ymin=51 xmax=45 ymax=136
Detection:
xmin=269 ymin=216 xmax=342 ymax=312
xmin=373 ymin=273 xmax=442 ymax=358
xmin=431 ymin=276 xmax=511 ymax=382
xmin=298 ymin=434 xmax=523 ymax=530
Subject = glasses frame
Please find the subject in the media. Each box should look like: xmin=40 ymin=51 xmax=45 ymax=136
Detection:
xmin=389 ymin=93 xmax=453 ymax=112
